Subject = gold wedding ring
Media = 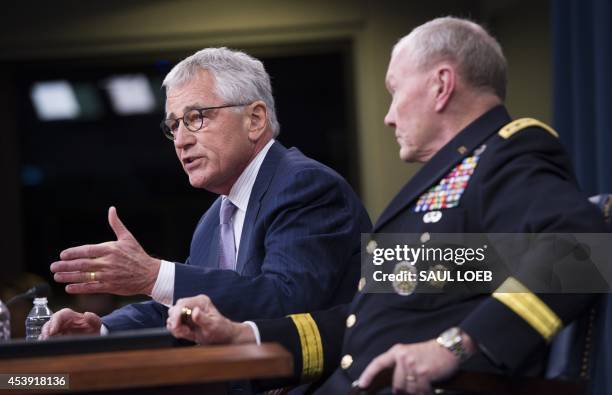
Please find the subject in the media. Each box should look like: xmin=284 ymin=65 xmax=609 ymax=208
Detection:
xmin=88 ymin=272 xmax=96 ymax=282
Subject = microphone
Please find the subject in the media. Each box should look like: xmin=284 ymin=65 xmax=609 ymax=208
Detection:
xmin=6 ymin=283 xmax=51 ymax=306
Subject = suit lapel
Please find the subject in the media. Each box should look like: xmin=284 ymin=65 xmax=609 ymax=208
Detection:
xmin=207 ymin=222 xmax=220 ymax=269
xmin=374 ymin=106 xmax=511 ymax=231
xmin=188 ymin=197 xmax=222 ymax=268
xmin=235 ymin=141 xmax=285 ymax=273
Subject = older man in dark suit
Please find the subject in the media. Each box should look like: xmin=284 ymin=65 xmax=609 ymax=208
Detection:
xmin=42 ymin=48 xmax=371 ymax=336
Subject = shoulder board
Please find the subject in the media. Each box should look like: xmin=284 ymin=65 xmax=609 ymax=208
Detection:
xmin=498 ymin=118 xmax=559 ymax=139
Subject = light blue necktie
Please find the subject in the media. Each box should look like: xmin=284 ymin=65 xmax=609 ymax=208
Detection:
xmin=219 ymin=198 xmax=238 ymax=270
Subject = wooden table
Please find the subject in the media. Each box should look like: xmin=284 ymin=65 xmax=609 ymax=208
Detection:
xmin=0 ymin=343 xmax=292 ymax=394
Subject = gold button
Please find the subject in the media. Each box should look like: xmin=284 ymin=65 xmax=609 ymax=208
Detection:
xmin=458 ymin=146 xmax=467 ymax=155
xmin=346 ymin=314 xmax=356 ymax=328
xmin=341 ymin=354 xmax=353 ymax=369
xmin=358 ymin=277 xmax=366 ymax=291
xmin=420 ymin=232 xmax=430 ymax=243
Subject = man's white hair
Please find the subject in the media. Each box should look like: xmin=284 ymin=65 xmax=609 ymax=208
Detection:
xmin=163 ymin=47 xmax=280 ymax=137
xmin=394 ymin=16 xmax=507 ymax=100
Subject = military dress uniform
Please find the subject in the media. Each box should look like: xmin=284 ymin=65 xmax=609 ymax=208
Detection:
xmin=254 ymin=106 xmax=606 ymax=394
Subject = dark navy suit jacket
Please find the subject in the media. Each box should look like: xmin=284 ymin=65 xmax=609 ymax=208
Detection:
xmin=102 ymin=141 xmax=372 ymax=330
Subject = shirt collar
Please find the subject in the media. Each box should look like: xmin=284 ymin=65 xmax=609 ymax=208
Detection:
xmin=224 ymin=139 xmax=275 ymax=212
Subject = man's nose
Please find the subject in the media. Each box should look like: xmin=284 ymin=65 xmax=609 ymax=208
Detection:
xmin=173 ymin=123 xmax=195 ymax=148
xmin=384 ymin=109 xmax=395 ymax=128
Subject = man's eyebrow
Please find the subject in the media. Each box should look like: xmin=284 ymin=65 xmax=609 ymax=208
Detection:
xmin=166 ymin=104 xmax=205 ymax=119
xmin=184 ymin=104 xmax=204 ymax=112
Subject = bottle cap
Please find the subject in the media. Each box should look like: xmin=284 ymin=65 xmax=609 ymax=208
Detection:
xmin=33 ymin=297 xmax=48 ymax=304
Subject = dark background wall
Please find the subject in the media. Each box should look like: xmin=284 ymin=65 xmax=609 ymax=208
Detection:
xmin=0 ymin=0 xmax=553 ymax=320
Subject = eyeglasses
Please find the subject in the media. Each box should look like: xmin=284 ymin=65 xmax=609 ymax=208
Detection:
xmin=160 ymin=103 xmax=249 ymax=141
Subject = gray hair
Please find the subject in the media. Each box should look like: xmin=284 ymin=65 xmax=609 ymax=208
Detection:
xmin=394 ymin=16 xmax=507 ymax=100
xmin=163 ymin=47 xmax=280 ymax=137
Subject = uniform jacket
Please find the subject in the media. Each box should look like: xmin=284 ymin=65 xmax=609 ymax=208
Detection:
xmin=256 ymin=106 xmax=606 ymax=393
xmin=102 ymin=141 xmax=372 ymax=330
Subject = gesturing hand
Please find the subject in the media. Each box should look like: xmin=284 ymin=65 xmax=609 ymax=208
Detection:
xmin=167 ymin=295 xmax=255 ymax=345
xmin=51 ymin=206 xmax=161 ymax=296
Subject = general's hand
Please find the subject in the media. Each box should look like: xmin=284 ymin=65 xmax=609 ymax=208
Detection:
xmin=167 ymin=295 xmax=255 ymax=345
xmin=358 ymin=338 xmax=468 ymax=395
xmin=51 ymin=206 xmax=161 ymax=296
xmin=40 ymin=308 xmax=102 ymax=339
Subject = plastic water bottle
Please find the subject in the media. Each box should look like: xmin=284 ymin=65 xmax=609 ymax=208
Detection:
xmin=0 ymin=298 xmax=10 ymax=341
xmin=25 ymin=297 xmax=53 ymax=341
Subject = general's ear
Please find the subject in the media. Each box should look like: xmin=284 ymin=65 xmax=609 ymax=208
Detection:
xmin=433 ymin=64 xmax=456 ymax=112
xmin=246 ymin=101 xmax=268 ymax=141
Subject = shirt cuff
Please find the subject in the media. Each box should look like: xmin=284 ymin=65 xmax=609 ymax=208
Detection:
xmin=151 ymin=260 xmax=175 ymax=307
xmin=100 ymin=324 xmax=109 ymax=336
xmin=243 ymin=321 xmax=261 ymax=345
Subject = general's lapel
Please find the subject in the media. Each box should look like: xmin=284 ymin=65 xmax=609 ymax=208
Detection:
xmin=374 ymin=106 xmax=511 ymax=231
xmin=235 ymin=141 xmax=285 ymax=273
